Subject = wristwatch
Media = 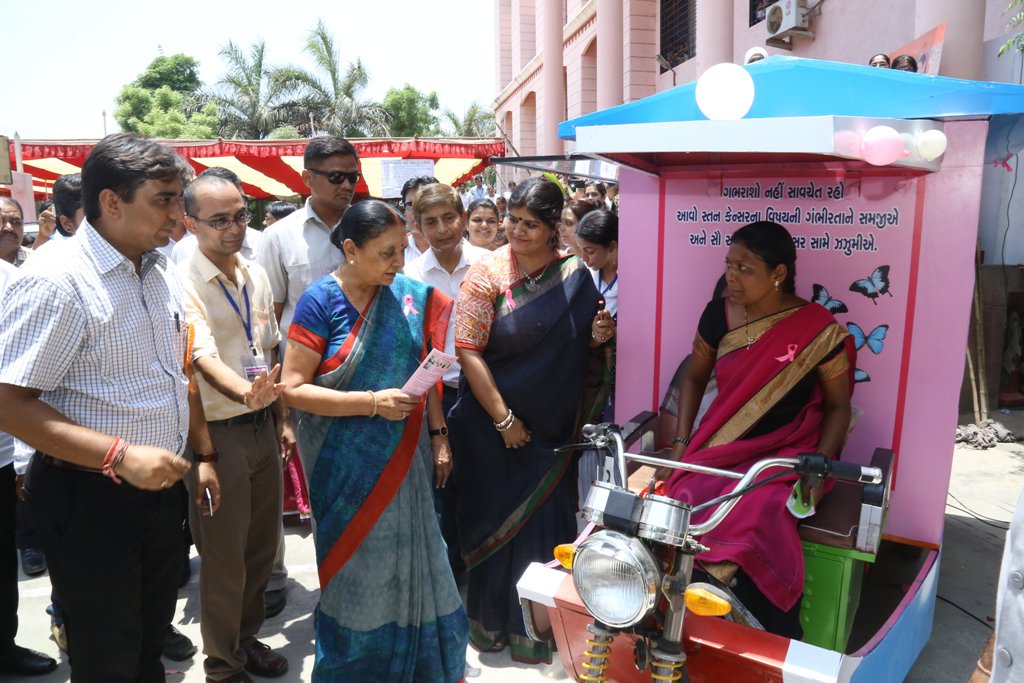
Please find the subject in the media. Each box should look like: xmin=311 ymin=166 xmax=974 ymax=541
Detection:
xmin=194 ymin=450 xmax=220 ymax=463
xmin=429 ymin=426 xmax=449 ymax=437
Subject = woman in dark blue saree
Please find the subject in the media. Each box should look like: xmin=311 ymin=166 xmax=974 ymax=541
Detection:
xmin=449 ymin=178 xmax=614 ymax=663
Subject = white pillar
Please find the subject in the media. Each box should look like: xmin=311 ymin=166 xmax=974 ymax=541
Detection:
xmin=538 ymin=0 xmax=565 ymax=154
xmin=596 ymin=0 xmax=624 ymax=109
xmin=696 ymin=0 xmax=733 ymax=73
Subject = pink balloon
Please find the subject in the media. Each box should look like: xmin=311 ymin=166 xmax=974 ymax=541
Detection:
xmin=861 ymin=126 xmax=910 ymax=166
xmin=833 ymin=130 xmax=862 ymax=158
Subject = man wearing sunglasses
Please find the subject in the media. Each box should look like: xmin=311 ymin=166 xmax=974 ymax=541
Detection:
xmin=255 ymin=135 xmax=359 ymax=618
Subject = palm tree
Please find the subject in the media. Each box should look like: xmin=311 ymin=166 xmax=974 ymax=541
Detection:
xmin=276 ymin=20 xmax=391 ymax=137
xmin=208 ymin=40 xmax=292 ymax=139
xmin=441 ymin=103 xmax=496 ymax=137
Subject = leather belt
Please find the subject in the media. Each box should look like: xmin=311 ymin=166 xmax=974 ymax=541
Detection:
xmin=42 ymin=454 xmax=103 ymax=475
xmin=208 ymin=407 xmax=271 ymax=428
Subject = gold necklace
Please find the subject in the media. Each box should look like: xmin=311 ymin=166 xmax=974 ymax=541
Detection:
xmin=743 ymin=306 xmax=756 ymax=348
xmin=334 ymin=272 xmax=373 ymax=328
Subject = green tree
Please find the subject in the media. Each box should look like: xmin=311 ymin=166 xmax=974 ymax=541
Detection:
xmin=381 ymin=85 xmax=440 ymax=137
xmin=116 ymin=86 xmax=218 ymax=138
xmin=208 ymin=40 xmax=293 ymax=139
xmin=441 ymin=103 xmax=496 ymax=137
xmin=133 ymin=54 xmax=202 ymax=94
xmin=275 ymin=20 xmax=391 ymax=137
xmin=114 ymin=53 xmax=215 ymax=139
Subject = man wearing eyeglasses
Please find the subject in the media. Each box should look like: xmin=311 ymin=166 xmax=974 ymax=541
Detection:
xmin=181 ymin=174 xmax=291 ymax=681
xmin=255 ymin=135 xmax=359 ymax=617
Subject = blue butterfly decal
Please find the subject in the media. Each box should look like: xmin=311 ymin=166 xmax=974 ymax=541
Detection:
xmin=850 ymin=265 xmax=892 ymax=305
xmin=812 ymin=284 xmax=848 ymax=314
xmin=848 ymin=322 xmax=888 ymax=355
xmin=854 ymin=368 xmax=871 ymax=383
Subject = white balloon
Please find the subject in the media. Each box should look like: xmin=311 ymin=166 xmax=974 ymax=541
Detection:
xmin=695 ymin=63 xmax=755 ymax=121
xmin=917 ymin=129 xmax=948 ymax=161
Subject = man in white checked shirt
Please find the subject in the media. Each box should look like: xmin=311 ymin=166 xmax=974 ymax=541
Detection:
xmin=0 ymin=134 xmax=219 ymax=683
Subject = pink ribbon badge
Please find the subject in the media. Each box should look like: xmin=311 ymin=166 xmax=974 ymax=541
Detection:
xmin=402 ymin=294 xmax=420 ymax=317
xmin=775 ymin=344 xmax=798 ymax=363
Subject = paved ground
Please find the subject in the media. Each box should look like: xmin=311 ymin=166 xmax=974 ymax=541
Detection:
xmin=12 ymin=410 xmax=1024 ymax=682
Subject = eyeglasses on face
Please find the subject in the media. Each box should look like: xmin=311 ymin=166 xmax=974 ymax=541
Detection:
xmin=306 ymin=167 xmax=361 ymax=185
xmin=192 ymin=210 xmax=250 ymax=232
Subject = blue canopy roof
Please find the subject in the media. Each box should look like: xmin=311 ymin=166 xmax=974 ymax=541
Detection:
xmin=558 ymin=56 xmax=1024 ymax=151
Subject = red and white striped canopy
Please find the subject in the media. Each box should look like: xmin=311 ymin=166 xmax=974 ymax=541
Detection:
xmin=7 ymin=137 xmax=505 ymax=200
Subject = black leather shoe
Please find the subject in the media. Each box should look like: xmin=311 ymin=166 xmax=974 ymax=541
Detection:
xmin=19 ymin=548 xmax=47 ymax=576
xmin=0 ymin=645 xmax=58 ymax=676
xmin=264 ymin=589 xmax=286 ymax=619
xmin=163 ymin=625 xmax=197 ymax=661
xmin=242 ymin=640 xmax=288 ymax=678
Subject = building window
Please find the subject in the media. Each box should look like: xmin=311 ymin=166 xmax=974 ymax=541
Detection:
xmin=749 ymin=0 xmax=773 ymax=26
xmin=660 ymin=0 xmax=696 ymax=70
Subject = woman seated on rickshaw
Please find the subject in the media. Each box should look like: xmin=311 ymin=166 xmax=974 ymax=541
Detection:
xmin=662 ymin=220 xmax=855 ymax=638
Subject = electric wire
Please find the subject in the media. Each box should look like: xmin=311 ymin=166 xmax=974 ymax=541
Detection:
xmin=936 ymin=594 xmax=993 ymax=630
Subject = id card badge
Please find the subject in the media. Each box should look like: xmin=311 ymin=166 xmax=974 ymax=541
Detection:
xmin=242 ymin=350 xmax=269 ymax=382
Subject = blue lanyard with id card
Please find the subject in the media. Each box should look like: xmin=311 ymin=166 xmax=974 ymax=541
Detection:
xmin=217 ymin=278 xmax=269 ymax=381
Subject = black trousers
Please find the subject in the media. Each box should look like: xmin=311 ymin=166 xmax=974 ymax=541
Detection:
xmin=26 ymin=456 xmax=183 ymax=683
xmin=0 ymin=463 xmax=18 ymax=656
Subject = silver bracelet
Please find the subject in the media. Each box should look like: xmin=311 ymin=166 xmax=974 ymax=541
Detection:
xmin=494 ymin=408 xmax=514 ymax=431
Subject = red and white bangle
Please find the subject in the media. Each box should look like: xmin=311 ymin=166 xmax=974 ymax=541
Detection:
xmin=494 ymin=409 xmax=515 ymax=432
xmin=102 ymin=438 xmax=129 ymax=485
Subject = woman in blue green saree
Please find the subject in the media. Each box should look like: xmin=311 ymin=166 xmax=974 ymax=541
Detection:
xmin=282 ymin=201 xmax=468 ymax=682
xmin=450 ymin=178 xmax=615 ymax=663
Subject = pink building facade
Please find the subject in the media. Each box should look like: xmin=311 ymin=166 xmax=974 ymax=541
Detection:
xmin=493 ymin=0 xmax=1018 ymax=184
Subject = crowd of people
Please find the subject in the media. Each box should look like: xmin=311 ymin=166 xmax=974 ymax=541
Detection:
xmin=0 ymin=133 xmax=620 ymax=682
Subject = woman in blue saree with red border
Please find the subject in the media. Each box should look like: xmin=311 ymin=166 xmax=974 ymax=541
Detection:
xmin=449 ymin=178 xmax=613 ymax=663
xmin=282 ymin=201 xmax=468 ymax=682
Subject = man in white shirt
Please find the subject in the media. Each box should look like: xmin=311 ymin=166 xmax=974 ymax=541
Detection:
xmin=403 ymin=183 xmax=487 ymax=580
xmin=0 ymin=258 xmax=58 ymax=677
xmin=400 ymin=175 xmax=436 ymax=266
xmin=255 ymin=135 xmax=359 ymax=615
xmin=0 ymin=133 xmax=215 ymax=681
xmin=468 ymin=175 xmax=488 ymax=202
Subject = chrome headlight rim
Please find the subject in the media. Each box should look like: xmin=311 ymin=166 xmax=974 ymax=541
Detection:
xmin=571 ymin=529 xmax=661 ymax=628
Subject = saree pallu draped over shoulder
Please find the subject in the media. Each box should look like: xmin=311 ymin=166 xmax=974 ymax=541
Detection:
xmin=665 ymin=303 xmax=854 ymax=613
xmin=292 ymin=274 xmax=467 ymax=683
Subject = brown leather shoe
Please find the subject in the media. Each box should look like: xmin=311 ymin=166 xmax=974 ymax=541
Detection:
xmin=242 ymin=640 xmax=288 ymax=678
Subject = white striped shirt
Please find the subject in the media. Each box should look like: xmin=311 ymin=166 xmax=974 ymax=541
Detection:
xmin=0 ymin=221 xmax=190 ymax=455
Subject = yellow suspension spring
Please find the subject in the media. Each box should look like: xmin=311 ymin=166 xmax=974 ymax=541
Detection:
xmin=650 ymin=656 xmax=685 ymax=682
xmin=579 ymin=632 xmax=614 ymax=682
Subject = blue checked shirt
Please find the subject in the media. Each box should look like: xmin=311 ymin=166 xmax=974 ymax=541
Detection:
xmin=0 ymin=221 xmax=190 ymax=455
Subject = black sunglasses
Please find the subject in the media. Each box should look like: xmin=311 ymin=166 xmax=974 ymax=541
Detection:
xmin=305 ymin=167 xmax=361 ymax=185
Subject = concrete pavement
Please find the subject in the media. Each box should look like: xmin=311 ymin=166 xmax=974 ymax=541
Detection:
xmin=11 ymin=411 xmax=1024 ymax=681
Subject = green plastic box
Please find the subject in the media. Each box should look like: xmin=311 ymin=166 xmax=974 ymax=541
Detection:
xmin=799 ymin=541 xmax=876 ymax=652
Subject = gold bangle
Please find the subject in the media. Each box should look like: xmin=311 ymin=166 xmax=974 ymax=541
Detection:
xmin=367 ymin=390 xmax=377 ymax=418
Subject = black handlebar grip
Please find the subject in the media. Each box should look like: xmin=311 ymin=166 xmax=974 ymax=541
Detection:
xmin=827 ymin=459 xmax=883 ymax=485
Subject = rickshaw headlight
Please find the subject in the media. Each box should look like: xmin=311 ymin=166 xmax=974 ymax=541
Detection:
xmin=571 ymin=530 xmax=661 ymax=628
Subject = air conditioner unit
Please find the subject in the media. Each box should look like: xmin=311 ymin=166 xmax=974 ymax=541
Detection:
xmin=765 ymin=0 xmax=814 ymax=50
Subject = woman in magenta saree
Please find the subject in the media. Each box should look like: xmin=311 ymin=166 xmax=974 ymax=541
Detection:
xmin=664 ymin=221 xmax=855 ymax=637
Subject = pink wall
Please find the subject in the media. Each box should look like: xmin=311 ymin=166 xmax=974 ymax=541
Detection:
xmin=615 ymin=122 xmax=987 ymax=545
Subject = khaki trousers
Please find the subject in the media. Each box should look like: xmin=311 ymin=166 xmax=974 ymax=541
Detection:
xmin=186 ymin=416 xmax=282 ymax=681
